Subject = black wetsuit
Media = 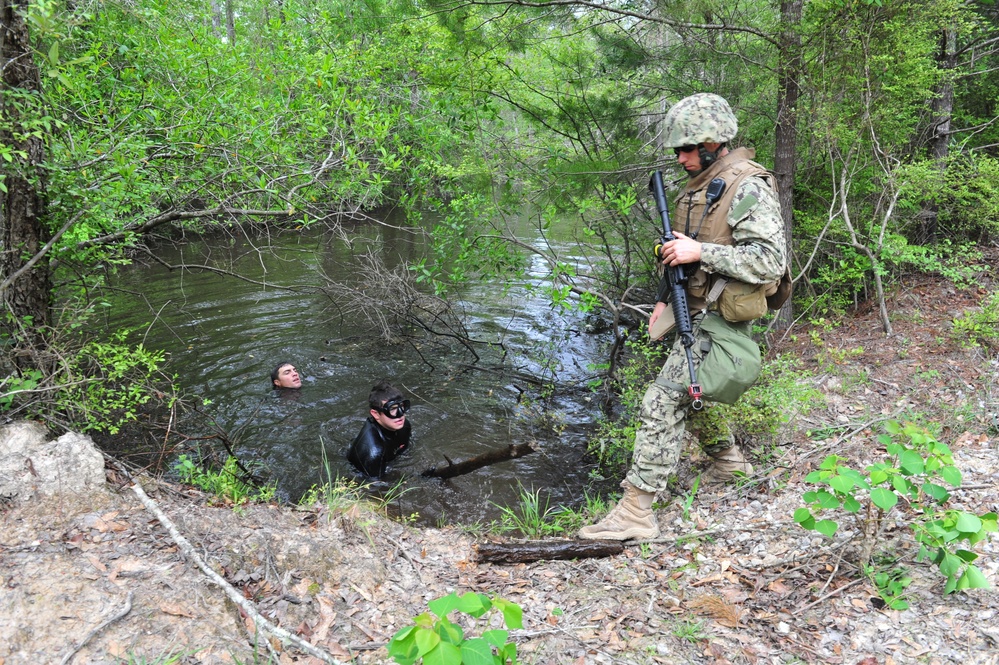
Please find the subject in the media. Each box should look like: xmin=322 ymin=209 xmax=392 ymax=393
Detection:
xmin=347 ymin=417 xmax=411 ymax=477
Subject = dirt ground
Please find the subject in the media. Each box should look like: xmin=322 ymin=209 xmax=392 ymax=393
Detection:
xmin=2 ymin=266 xmax=998 ymax=665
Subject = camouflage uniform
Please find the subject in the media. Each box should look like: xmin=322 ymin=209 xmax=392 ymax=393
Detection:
xmin=626 ymin=142 xmax=786 ymax=494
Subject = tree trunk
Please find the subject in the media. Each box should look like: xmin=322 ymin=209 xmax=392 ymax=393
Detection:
xmin=923 ymin=27 xmax=958 ymax=242
xmin=772 ymin=0 xmax=803 ymax=330
xmin=225 ymin=0 xmax=235 ymax=44
xmin=1 ymin=0 xmax=52 ymax=343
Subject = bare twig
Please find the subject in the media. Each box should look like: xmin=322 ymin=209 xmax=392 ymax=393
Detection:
xmin=59 ymin=591 xmax=134 ymax=665
xmin=796 ymin=577 xmax=865 ymax=613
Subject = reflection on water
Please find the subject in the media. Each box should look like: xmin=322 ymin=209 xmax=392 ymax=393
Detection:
xmin=103 ymin=219 xmax=615 ymax=526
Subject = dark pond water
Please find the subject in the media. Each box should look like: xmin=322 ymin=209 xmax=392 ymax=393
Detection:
xmin=103 ymin=214 xmax=618 ymax=527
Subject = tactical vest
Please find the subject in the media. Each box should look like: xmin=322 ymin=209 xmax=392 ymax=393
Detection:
xmin=673 ymin=147 xmax=777 ymax=316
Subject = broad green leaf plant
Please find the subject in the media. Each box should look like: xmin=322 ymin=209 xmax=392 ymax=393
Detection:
xmin=388 ymin=592 xmax=523 ymax=665
xmin=795 ymin=420 xmax=996 ymax=594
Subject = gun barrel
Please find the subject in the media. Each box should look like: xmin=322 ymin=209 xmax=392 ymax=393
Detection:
xmin=649 ymin=170 xmax=702 ymax=410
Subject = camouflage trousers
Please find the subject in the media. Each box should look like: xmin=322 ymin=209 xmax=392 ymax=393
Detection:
xmin=626 ymin=314 xmax=735 ymax=493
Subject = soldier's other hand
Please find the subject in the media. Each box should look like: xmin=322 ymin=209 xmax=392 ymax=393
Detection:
xmin=660 ymin=231 xmax=702 ymax=266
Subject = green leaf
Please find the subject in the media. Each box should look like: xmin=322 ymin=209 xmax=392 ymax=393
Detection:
xmin=495 ymin=597 xmax=524 ymax=629
xmin=938 ymin=465 xmax=961 ymax=487
xmin=815 ymin=519 xmax=838 ymax=537
xmin=421 ymin=641 xmax=462 ymax=665
xmin=842 ymin=495 xmax=861 ymax=513
xmin=898 ymin=450 xmax=925 ymax=475
xmin=480 ymin=629 xmax=509 ymax=648
xmin=956 ymin=565 xmax=990 ymax=590
xmin=415 ymin=627 xmax=441 ymax=655
xmin=870 ymin=488 xmax=898 ymax=511
xmin=459 ymin=638 xmax=497 ymax=665
xmin=387 ymin=628 xmax=419 ymax=665
xmin=435 ymin=617 xmax=463 ymax=644
xmin=429 ymin=593 xmax=460 ymax=618
xmin=939 ymin=552 xmax=962 ymax=577
xmin=829 ymin=474 xmax=855 ymax=494
xmin=955 ymin=513 xmax=983 ymax=535
xmin=456 ymin=592 xmax=490 ymax=617
xmin=954 ymin=549 xmax=979 ymax=563
xmin=794 ymin=508 xmax=815 ymax=530
xmin=922 ymin=482 xmax=950 ymax=502
xmin=817 ymin=490 xmax=840 ymax=509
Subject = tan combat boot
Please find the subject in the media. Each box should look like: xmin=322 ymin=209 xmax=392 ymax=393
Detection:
xmin=578 ymin=481 xmax=659 ymax=541
xmin=701 ymin=445 xmax=754 ymax=485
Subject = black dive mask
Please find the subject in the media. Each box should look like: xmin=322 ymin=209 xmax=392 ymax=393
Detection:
xmin=379 ymin=398 xmax=411 ymax=419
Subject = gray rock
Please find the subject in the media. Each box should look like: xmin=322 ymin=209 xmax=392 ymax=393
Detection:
xmin=0 ymin=420 xmax=105 ymax=502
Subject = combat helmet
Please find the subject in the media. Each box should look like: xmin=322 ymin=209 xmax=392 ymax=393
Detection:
xmin=663 ymin=93 xmax=738 ymax=148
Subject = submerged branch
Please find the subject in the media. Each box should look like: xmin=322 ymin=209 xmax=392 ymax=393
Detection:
xmin=421 ymin=443 xmax=536 ymax=479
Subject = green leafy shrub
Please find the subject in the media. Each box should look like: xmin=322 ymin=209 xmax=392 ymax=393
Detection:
xmin=388 ymin=592 xmax=523 ymax=665
xmin=60 ymin=330 xmax=168 ymax=434
xmin=0 ymin=369 xmax=43 ymax=411
xmin=865 ymin=559 xmax=913 ymax=610
xmin=795 ymin=421 xmax=997 ymax=594
xmin=587 ymin=330 xmax=667 ymax=471
xmin=0 ymin=322 xmax=174 ymax=435
xmin=951 ymin=290 xmax=999 ymax=350
xmin=720 ymin=353 xmax=824 ymax=454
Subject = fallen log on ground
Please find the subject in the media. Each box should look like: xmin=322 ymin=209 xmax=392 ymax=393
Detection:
xmin=421 ymin=443 xmax=535 ymax=479
xmin=474 ymin=539 xmax=624 ymax=564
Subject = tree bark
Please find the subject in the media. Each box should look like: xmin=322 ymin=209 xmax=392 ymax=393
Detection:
xmin=772 ymin=0 xmax=803 ymax=331
xmin=923 ymin=27 xmax=958 ymax=242
xmin=1 ymin=0 xmax=52 ymax=340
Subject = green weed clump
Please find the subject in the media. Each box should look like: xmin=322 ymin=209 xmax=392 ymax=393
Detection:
xmin=0 ymin=325 xmax=175 ymax=435
xmin=722 ymin=353 xmax=825 ymax=453
xmin=174 ymin=454 xmax=275 ymax=508
xmin=489 ymin=485 xmax=585 ymax=538
xmin=587 ymin=331 xmax=667 ymax=471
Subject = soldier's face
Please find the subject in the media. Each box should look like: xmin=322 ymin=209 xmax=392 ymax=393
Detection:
xmin=675 ymin=142 xmax=723 ymax=176
xmin=675 ymin=144 xmax=701 ymax=173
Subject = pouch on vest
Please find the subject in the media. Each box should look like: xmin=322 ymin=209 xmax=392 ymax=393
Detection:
xmin=696 ymin=314 xmax=761 ymax=404
xmin=717 ymin=279 xmax=768 ymax=322
xmin=766 ymin=266 xmax=793 ymax=310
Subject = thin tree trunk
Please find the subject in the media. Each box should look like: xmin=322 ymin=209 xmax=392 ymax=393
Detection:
xmin=225 ymin=0 xmax=235 ymax=44
xmin=923 ymin=27 xmax=958 ymax=242
xmin=772 ymin=0 xmax=803 ymax=331
xmin=1 ymin=0 xmax=52 ymax=343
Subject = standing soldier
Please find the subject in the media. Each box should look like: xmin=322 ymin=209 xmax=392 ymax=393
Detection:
xmin=579 ymin=93 xmax=788 ymax=541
